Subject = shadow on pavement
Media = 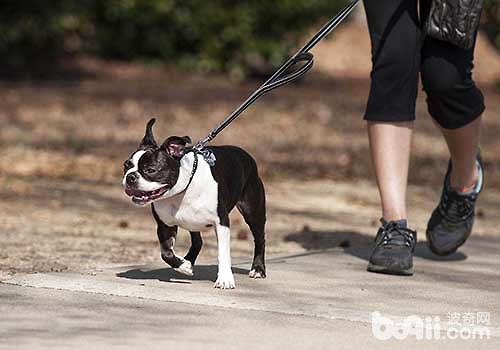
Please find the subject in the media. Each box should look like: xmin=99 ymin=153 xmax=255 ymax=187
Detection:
xmin=284 ymin=229 xmax=467 ymax=262
xmin=116 ymin=265 xmax=250 ymax=283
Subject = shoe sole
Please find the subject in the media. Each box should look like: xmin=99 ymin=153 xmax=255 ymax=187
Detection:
xmin=426 ymin=228 xmax=469 ymax=257
xmin=367 ymin=263 xmax=413 ymax=276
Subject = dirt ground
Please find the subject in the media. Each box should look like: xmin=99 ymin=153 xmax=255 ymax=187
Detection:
xmin=1 ymin=19 xmax=499 ymax=277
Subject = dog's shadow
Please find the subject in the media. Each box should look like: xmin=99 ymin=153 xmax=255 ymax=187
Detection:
xmin=116 ymin=230 xmax=467 ymax=284
xmin=116 ymin=265 xmax=250 ymax=284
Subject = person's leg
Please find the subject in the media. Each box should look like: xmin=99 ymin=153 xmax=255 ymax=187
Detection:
xmin=363 ymin=0 xmax=419 ymax=275
xmin=420 ymin=35 xmax=484 ymax=192
xmin=419 ymin=0 xmax=485 ymax=167
xmin=368 ymin=121 xmax=413 ymax=221
xmin=363 ymin=0 xmax=420 ymax=221
xmin=363 ymin=0 xmax=420 ymax=222
xmin=420 ymin=0 xmax=486 ymax=256
xmin=440 ymin=117 xmax=481 ymax=191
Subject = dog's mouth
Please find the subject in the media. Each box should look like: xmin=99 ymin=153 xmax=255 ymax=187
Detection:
xmin=125 ymin=186 xmax=169 ymax=205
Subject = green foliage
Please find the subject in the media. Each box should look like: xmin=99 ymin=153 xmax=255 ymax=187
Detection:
xmin=483 ymin=0 xmax=500 ymax=51
xmin=0 ymin=1 xmax=92 ymax=70
xmin=0 ymin=0 xmax=349 ymax=76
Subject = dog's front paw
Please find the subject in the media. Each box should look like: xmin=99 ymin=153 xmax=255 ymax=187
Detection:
xmin=174 ymin=260 xmax=194 ymax=277
xmin=214 ymin=271 xmax=235 ymax=289
xmin=249 ymin=269 xmax=266 ymax=279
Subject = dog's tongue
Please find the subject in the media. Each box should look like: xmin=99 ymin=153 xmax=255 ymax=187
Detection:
xmin=125 ymin=187 xmax=137 ymax=197
xmin=126 ymin=186 xmax=169 ymax=206
xmin=125 ymin=187 xmax=148 ymax=197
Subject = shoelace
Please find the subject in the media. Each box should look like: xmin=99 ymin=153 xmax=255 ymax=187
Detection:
xmin=377 ymin=222 xmax=416 ymax=249
xmin=439 ymin=190 xmax=476 ymax=222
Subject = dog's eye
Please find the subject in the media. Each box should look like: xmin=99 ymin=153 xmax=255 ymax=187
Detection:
xmin=124 ymin=160 xmax=133 ymax=170
xmin=144 ymin=168 xmax=156 ymax=175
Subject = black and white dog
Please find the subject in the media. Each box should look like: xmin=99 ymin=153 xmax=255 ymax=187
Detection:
xmin=122 ymin=119 xmax=266 ymax=289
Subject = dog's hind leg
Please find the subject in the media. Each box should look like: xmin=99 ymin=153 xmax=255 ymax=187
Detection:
xmin=184 ymin=231 xmax=203 ymax=266
xmin=237 ymin=175 xmax=267 ymax=279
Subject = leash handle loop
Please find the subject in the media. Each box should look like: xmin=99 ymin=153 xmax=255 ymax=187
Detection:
xmin=194 ymin=52 xmax=314 ymax=151
xmin=261 ymin=52 xmax=314 ymax=94
xmin=195 ymin=0 xmax=360 ymax=151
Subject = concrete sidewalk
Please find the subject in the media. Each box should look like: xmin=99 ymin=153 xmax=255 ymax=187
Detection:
xmin=2 ymin=235 xmax=500 ymax=349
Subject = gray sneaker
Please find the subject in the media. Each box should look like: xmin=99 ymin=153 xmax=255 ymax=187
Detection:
xmin=368 ymin=219 xmax=417 ymax=276
xmin=426 ymin=154 xmax=484 ymax=256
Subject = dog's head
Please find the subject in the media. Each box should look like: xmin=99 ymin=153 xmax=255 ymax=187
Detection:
xmin=122 ymin=118 xmax=192 ymax=205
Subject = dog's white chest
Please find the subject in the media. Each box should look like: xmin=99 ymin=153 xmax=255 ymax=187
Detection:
xmin=153 ymin=160 xmax=220 ymax=232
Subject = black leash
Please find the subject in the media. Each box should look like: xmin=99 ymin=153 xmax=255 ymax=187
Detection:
xmin=194 ymin=0 xmax=360 ymax=164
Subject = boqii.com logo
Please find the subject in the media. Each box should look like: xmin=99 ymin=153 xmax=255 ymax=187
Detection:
xmin=371 ymin=311 xmax=491 ymax=340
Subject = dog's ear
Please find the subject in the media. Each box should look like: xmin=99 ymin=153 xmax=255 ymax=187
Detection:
xmin=139 ymin=118 xmax=157 ymax=149
xmin=162 ymin=135 xmax=192 ymax=159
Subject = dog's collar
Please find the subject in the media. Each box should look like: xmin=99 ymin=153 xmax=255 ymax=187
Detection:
xmin=178 ymin=150 xmax=199 ymax=194
xmin=192 ymin=145 xmax=216 ymax=166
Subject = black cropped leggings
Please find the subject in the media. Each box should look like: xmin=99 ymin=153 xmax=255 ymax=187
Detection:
xmin=363 ymin=0 xmax=485 ymax=129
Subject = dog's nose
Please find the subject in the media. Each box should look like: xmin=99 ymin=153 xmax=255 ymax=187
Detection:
xmin=126 ymin=172 xmax=139 ymax=186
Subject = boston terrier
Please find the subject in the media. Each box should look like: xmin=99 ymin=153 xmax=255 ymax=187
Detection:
xmin=122 ymin=118 xmax=267 ymax=289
